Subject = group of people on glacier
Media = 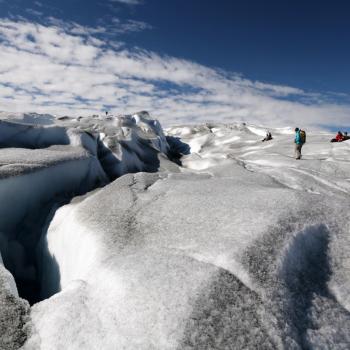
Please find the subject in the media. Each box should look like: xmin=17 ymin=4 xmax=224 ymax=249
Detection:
xmin=262 ymin=127 xmax=348 ymax=160
xmin=262 ymin=128 xmax=306 ymax=159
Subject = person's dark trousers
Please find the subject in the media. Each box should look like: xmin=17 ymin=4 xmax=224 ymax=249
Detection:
xmin=295 ymin=144 xmax=302 ymax=159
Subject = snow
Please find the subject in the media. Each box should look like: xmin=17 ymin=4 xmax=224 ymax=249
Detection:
xmin=0 ymin=114 xmax=350 ymax=349
xmin=246 ymin=125 xmax=268 ymax=136
xmin=169 ymin=123 xmax=350 ymax=197
xmin=0 ymin=112 xmax=56 ymax=125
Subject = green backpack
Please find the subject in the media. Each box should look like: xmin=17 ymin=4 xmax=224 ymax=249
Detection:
xmin=300 ymin=130 xmax=306 ymax=144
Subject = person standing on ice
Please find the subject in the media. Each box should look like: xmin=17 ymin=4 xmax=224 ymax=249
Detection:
xmin=294 ymin=127 xmax=305 ymax=159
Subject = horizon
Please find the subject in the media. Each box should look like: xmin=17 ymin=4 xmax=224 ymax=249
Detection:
xmin=2 ymin=110 xmax=348 ymax=134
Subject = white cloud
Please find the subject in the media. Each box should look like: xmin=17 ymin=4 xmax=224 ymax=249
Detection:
xmin=109 ymin=0 xmax=142 ymax=5
xmin=46 ymin=16 xmax=151 ymax=36
xmin=0 ymin=18 xmax=349 ymax=129
xmin=25 ymin=8 xmax=44 ymax=17
xmin=110 ymin=18 xmax=152 ymax=33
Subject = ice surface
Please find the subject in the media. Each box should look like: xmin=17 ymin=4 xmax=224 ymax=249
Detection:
xmin=0 ymin=112 xmax=56 ymax=126
xmin=26 ymin=170 xmax=350 ymax=348
xmin=168 ymin=123 xmax=350 ymax=197
xmin=0 ymin=262 xmax=30 ymax=350
xmin=1 ymin=117 xmax=350 ymax=349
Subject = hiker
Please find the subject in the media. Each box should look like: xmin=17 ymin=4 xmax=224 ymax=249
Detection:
xmin=330 ymin=131 xmax=344 ymax=143
xmin=262 ymin=131 xmax=273 ymax=142
xmin=343 ymin=132 xmax=349 ymax=140
xmin=294 ymin=127 xmax=306 ymax=159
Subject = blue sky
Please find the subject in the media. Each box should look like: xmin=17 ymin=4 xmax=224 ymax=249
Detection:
xmin=0 ymin=0 xmax=349 ymax=128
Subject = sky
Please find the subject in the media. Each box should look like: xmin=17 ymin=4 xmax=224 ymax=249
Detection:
xmin=0 ymin=0 xmax=349 ymax=129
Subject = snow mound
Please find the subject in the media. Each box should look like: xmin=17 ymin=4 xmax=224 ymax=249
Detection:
xmin=95 ymin=112 xmax=172 ymax=179
xmin=51 ymin=111 xmax=178 ymax=179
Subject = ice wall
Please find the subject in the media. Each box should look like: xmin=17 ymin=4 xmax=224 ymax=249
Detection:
xmin=0 ymin=113 xmax=176 ymax=306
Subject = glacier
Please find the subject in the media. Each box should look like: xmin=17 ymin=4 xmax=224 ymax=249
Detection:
xmin=0 ymin=112 xmax=350 ymax=349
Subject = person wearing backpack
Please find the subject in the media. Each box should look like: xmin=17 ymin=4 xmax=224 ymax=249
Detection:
xmin=294 ymin=127 xmax=306 ymax=159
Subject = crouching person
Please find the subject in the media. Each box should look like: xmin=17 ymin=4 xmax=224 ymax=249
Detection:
xmin=331 ymin=131 xmax=345 ymax=143
xmin=262 ymin=131 xmax=273 ymax=142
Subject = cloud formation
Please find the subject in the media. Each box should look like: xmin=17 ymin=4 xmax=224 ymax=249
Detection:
xmin=109 ymin=0 xmax=142 ymax=5
xmin=0 ymin=18 xmax=349 ymax=128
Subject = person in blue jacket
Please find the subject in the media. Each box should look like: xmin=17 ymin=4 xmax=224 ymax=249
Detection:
xmin=294 ymin=127 xmax=303 ymax=159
